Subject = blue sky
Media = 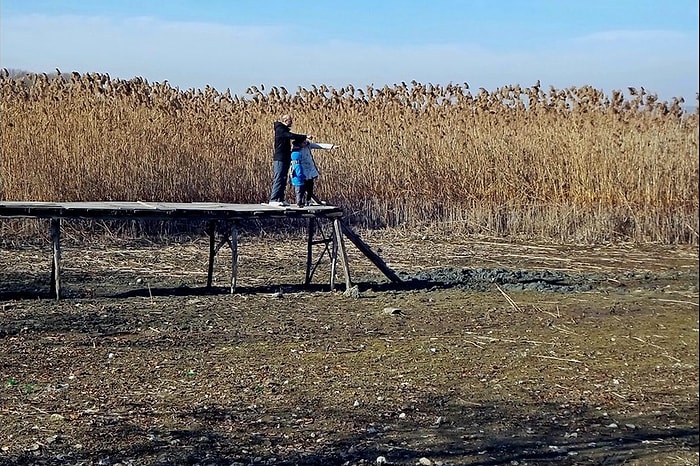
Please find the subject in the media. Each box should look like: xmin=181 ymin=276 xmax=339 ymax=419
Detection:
xmin=1 ymin=0 xmax=698 ymax=102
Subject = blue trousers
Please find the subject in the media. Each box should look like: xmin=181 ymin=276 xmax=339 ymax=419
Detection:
xmin=269 ymin=160 xmax=290 ymax=202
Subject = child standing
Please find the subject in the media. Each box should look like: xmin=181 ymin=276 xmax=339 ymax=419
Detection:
xmin=290 ymin=138 xmax=337 ymax=207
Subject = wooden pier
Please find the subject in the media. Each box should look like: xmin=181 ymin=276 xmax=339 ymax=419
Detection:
xmin=0 ymin=201 xmax=401 ymax=299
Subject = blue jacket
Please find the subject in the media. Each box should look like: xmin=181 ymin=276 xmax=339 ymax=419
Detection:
xmin=290 ymin=149 xmax=305 ymax=186
xmin=290 ymin=142 xmax=335 ymax=186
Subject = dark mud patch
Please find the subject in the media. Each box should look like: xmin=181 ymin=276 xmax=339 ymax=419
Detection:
xmin=395 ymin=266 xmax=698 ymax=294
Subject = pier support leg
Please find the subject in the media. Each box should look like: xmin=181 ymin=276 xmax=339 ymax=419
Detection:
xmin=305 ymin=218 xmax=316 ymax=285
xmin=330 ymin=224 xmax=338 ymax=290
xmin=207 ymin=220 xmax=238 ymax=292
xmin=50 ymin=218 xmax=61 ymax=300
xmin=207 ymin=220 xmax=216 ymax=288
xmin=230 ymin=224 xmax=238 ymax=293
xmin=333 ymin=219 xmax=352 ymax=290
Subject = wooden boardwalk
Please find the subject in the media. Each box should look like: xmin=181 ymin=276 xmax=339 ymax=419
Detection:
xmin=0 ymin=201 xmax=357 ymax=299
xmin=0 ymin=200 xmax=345 ymax=220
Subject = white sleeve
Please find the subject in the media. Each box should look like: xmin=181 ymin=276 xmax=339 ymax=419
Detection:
xmin=309 ymin=142 xmax=335 ymax=150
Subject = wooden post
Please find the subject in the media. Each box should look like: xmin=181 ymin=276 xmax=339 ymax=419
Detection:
xmin=329 ymin=221 xmax=338 ymax=290
xmin=230 ymin=224 xmax=238 ymax=293
xmin=333 ymin=218 xmax=352 ymax=290
xmin=50 ymin=218 xmax=61 ymax=300
xmin=340 ymin=221 xmax=402 ymax=283
xmin=305 ymin=218 xmax=315 ymax=285
xmin=207 ymin=220 xmax=216 ymax=288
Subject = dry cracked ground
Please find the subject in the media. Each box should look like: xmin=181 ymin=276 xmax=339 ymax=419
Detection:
xmin=0 ymin=227 xmax=698 ymax=466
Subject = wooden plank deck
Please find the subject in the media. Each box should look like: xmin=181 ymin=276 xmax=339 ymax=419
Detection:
xmin=0 ymin=201 xmax=350 ymax=299
xmin=0 ymin=201 xmax=344 ymax=220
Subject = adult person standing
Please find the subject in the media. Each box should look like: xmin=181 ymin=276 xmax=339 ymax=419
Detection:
xmin=269 ymin=114 xmax=308 ymax=206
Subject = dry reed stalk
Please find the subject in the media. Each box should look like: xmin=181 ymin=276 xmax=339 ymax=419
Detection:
xmin=1 ymin=72 xmax=697 ymax=244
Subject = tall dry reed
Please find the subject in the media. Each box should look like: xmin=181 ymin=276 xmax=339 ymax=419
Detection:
xmin=1 ymin=71 xmax=697 ymax=244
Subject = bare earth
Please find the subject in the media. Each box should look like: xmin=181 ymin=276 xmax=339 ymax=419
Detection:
xmin=0 ymin=229 xmax=698 ymax=466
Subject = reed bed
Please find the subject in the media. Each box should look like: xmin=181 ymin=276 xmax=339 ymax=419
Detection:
xmin=1 ymin=70 xmax=697 ymax=244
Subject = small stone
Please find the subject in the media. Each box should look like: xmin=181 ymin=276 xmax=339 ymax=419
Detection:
xmin=418 ymin=458 xmax=432 ymax=466
xmin=382 ymin=307 xmax=402 ymax=315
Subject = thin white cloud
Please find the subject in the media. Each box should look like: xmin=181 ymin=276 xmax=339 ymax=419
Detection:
xmin=1 ymin=14 xmax=696 ymax=102
xmin=573 ymin=29 xmax=689 ymax=44
xmin=1 ymin=14 xmax=282 ymax=84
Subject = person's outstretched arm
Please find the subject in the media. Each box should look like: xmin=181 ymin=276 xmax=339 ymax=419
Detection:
xmin=308 ymin=142 xmax=337 ymax=150
xmin=285 ymin=130 xmax=307 ymax=141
